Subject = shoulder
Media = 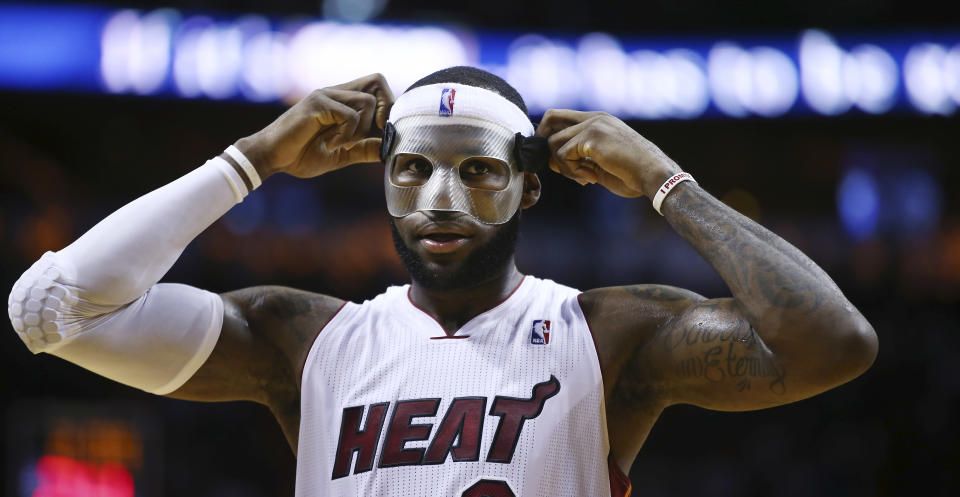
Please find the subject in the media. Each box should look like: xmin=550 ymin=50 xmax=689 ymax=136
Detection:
xmin=576 ymin=284 xmax=706 ymax=380
xmin=578 ymin=284 xmax=705 ymax=322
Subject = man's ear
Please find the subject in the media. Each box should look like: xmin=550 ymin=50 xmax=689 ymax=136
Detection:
xmin=521 ymin=173 xmax=541 ymax=209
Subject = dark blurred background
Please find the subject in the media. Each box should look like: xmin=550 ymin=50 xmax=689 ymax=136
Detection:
xmin=1 ymin=1 xmax=958 ymax=496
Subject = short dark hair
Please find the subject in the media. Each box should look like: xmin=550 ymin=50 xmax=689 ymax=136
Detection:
xmin=406 ymin=66 xmax=528 ymax=114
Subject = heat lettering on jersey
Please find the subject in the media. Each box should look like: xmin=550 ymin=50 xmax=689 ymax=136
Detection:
xmin=330 ymin=376 xmax=561 ymax=480
xmin=486 ymin=375 xmax=560 ymax=463
xmin=423 ymin=397 xmax=486 ymax=464
xmin=331 ymin=402 xmax=390 ymax=479
xmin=378 ymin=399 xmax=441 ymax=467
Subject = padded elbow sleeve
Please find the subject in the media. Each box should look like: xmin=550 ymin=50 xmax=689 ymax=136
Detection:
xmin=8 ymin=252 xmax=223 ymax=395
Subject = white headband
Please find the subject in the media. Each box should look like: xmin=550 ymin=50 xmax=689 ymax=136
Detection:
xmin=388 ymin=83 xmax=535 ymax=136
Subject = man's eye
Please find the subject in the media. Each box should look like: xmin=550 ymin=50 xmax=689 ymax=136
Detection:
xmin=462 ymin=161 xmax=490 ymax=175
xmin=391 ymin=156 xmax=432 ymax=186
xmin=402 ymin=159 xmax=430 ymax=174
xmin=458 ymin=158 xmax=510 ymax=190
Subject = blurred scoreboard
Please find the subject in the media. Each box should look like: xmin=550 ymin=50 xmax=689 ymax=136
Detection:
xmin=0 ymin=2 xmax=958 ymax=119
xmin=6 ymin=401 xmax=162 ymax=497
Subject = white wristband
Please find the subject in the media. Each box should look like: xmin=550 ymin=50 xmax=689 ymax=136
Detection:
xmin=225 ymin=145 xmax=262 ymax=190
xmin=652 ymin=172 xmax=695 ymax=215
xmin=210 ymin=156 xmax=246 ymax=203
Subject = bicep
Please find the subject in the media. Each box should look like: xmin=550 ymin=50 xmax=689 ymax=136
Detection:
xmin=165 ymin=293 xmax=274 ymax=403
xmin=167 ymin=286 xmax=343 ymax=406
xmin=635 ymin=298 xmax=797 ymax=411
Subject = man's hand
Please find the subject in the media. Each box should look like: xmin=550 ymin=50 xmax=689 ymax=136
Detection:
xmin=536 ymin=109 xmax=681 ymax=198
xmin=234 ymin=73 xmax=395 ymax=179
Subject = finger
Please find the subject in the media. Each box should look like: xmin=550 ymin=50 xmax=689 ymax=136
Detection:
xmin=331 ymin=137 xmax=383 ymax=170
xmin=555 ymin=135 xmax=601 ymax=184
xmin=545 ymin=117 xmax=596 ymax=156
xmin=369 ymin=78 xmax=395 ymax=130
xmin=576 ymin=163 xmax=600 ymax=183
xmin=332 ymin=73 xmax=395 ymax=130
xmin=549 ymin=154 xmax=597 ymax=186
xmin=309 ymin=94 xmax=362 ymax=149
xmin=541 ymin=118 xmax=600 ymax=183
xmin=536 ymin=109 xmax=601 ymax=137
xmin=546 ymin=135 xmax=588 ymax=183
xmin=557 ymin=134 xmax=596 ymax=163
xmin=546 ymin=150 xmax=578 ymax=180
xmin=322 ymin=89 xmax=376 ymax=144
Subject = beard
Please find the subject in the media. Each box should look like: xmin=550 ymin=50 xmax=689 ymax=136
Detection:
xmin=389 ymin=210 xmax=521 ymax=291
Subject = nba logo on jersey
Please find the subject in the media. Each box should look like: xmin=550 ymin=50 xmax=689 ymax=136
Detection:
xmin=531 ymin=319 xmax=551 ymax=345
xmin=439 ymin=88 xmax=456 ymax=116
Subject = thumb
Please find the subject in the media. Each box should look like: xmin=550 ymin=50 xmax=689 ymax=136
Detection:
xmin=331 ymin=137 xmax=382 ymax=170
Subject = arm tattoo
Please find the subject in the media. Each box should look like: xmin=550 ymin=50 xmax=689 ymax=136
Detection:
xmin=600 ymin=183 xmax=872 ymax=413
xmin=626 ymin=285 xmax=691 ymax=302
xmin=664 ymin=184 xmax=831 ymax=320
xmin=652 ymin=184 xmax=861 ymax=400
xmin=670 ymin=313 xmax=787 ymax=395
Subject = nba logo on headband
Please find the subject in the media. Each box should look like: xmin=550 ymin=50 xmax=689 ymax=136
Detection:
xmin=438 ymin=88 xmax=456 ymax=116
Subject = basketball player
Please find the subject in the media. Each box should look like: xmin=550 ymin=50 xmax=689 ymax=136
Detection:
xmin=7 ymin=67 xmax=877 ymax=496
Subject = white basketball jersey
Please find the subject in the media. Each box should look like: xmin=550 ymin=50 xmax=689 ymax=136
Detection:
xmin=296 ymin=276 xmax=631 ymax=497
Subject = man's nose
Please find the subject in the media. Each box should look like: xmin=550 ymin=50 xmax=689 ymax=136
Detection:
xmin=422 ymin=209 xmax=467 ymax=222
xmin=420 ymin=166 xmax=459 ymax=211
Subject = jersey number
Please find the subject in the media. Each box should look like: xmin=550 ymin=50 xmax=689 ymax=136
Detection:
xmin=460 ymin=478 xmax=515 ymax=497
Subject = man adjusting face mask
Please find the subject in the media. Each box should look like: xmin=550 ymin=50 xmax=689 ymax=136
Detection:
xmin=381 ymin=83 xmax=545 ymax=225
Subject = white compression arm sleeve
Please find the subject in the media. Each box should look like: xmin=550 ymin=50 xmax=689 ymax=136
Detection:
xmin=7 ymin=156 xmax=250 ymax=394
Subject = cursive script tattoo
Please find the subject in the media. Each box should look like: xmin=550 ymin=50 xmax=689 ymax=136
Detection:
xmin=666 ymin=310 xmax=756 ymax=351
xmin=663 ymin=300 xmax=788 ymax=396
xmin=674 ymin=342 xmax=787 ymax=395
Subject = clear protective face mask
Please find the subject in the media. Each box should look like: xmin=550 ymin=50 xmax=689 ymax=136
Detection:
xmin=384 ymin=115 xmax=525 ymax=225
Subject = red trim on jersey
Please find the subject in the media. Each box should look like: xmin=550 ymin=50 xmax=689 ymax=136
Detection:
xmin=298 ymin=301 xmax=348 ymax=390
xmin=406 ymin=275 xmax=528 ymax=337
xmin=608 ymin=453 xmax=633 ymax=497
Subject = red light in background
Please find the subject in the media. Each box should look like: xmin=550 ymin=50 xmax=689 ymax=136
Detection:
xmin=31 ymin=455 xmax=133 ymax=497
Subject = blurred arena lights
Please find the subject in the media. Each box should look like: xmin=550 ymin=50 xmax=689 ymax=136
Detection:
xmin=837 ymin=166 xmax=943 ymax=241
xmin=7 ymin=401 xmax=161 ymax=497
xmin=904 ymin=43 xmax=960 ymax=114
xmin=837 ymin=169 xmax=881 ymax=240
xmin=799 ymin=30 xmax=901 ymax=115
xmin=889 ymin=168 xmax=942 ymax=237
xmin=1 ymin=3 xmax=960 ymax=118
xmin=27 ymin=456 xmax=135 ymax=497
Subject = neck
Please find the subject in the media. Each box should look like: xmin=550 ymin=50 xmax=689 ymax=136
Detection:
xmin=409 ymin=263 xmax=524 ymax=335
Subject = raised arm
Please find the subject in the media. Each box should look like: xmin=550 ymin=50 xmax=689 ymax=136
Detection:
xmin=6 ymin=75 xmax=393 ymax=430
xmin=537 ymin=110 xmax=877 ymax=466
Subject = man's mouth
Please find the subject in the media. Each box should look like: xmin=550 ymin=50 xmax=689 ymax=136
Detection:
xmin=421 ymin=233 xmax=465 ymax=242
xmin=416 ymin=226 xmax=473 ymax=254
